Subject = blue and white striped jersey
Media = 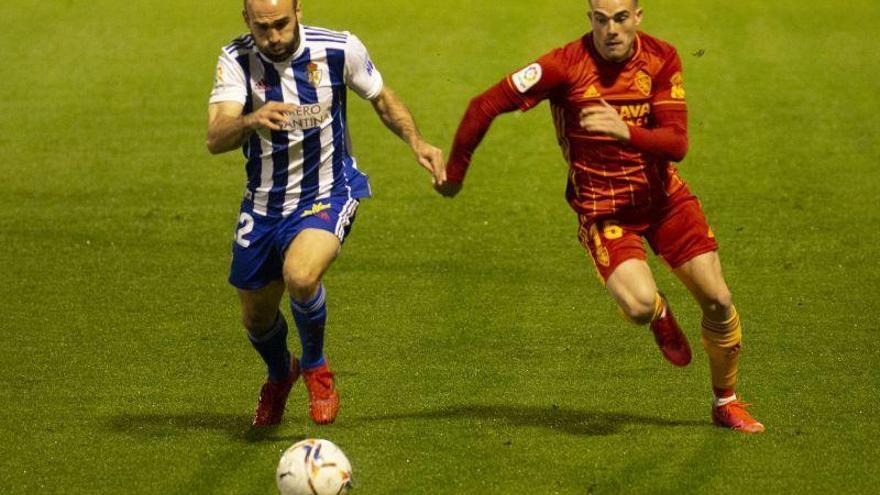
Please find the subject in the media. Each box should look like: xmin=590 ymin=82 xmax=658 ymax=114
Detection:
xmin=210 ymin=24 xmax=384 ymax=218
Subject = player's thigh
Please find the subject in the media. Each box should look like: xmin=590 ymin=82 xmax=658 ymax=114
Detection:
xmin=646 ymin=193 xmax=718 ymax=275
xmin=229 ymin=204 xmax=286 ymax=292
xmin=282 ymin=228 xmax=342 ymax=290
xmin=577 ymin=217 xmax=656 ymax=314
xmin=647 ymin=194 xmax=730 ymax=317
xmin=278 ymin=196 xmax=358 ymax=294
xmin=237 ymin=279 xmax=286 ymax=332
xmin=673 ymin=251 xmax=733 ymax=318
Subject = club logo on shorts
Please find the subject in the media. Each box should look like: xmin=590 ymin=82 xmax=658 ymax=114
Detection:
xmin=596 ymin=246 xmax=610 ymax=267
xmin=635 ymin=71 xmax=652 ymax=96
xmin=582 ymin=223 xmax=612 ymax=267
xmin=512 ymin=63 xmax=543 ymax=93
xmin=301 ymin=202 xmax=332 ymax=219
xmin=307 ymin=62 xmax=322 ymax=87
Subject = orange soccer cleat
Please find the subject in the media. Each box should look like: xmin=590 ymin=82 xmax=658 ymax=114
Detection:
xmin=303 ymin=362 xmax=340 ymax=425
xmin=712 ymin=399 xmax=765 ymax=433
xmin=252 ymin=358 xmax=300 ymax=427
xmin=649 ymin=296 xmax=692 ymax=367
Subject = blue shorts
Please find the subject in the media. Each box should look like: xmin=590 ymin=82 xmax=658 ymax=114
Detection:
xmin=228 ymin=196 xmax=359 ymax=290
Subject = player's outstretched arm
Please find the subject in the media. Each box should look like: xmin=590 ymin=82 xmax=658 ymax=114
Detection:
xmin=206 ymin=101 xmax=295 ymax=155
xmin=438 ymin=80 xmax=522 ymax=198
xmin=369 ymin=87 xmax=445 ymax=186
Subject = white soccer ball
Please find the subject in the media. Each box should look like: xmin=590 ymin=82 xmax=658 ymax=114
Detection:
xmin=276 ymin=439 xmax=353 ymax=495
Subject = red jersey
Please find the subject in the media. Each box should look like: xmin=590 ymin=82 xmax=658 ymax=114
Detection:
xmin=447 ymin=32 xmax=690 ymax=220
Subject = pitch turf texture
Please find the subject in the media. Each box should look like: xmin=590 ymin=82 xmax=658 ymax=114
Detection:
xmin=2 ymin=0 xmax=878 ymax=493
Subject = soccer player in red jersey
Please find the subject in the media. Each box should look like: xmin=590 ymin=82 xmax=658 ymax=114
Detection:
xmin=436 ymin=0 xmax=764 ymax=432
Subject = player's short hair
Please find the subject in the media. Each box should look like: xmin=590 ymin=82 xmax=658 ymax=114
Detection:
xmin=243 ymin=0 xmax=298 ymax=12
xmin=588 ymin=0 xmax=639 ymax=9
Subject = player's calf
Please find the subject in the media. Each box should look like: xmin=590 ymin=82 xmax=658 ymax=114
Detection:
xmin=701 ymin=306 xmax=742 ymax=397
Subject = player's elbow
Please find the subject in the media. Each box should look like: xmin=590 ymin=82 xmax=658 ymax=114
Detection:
xmin=206 ymin=135 xmax=227 ymax=155
xmin=467 ymin=95 xmax=487 ymax=116
xmin=667 ymin=136 xmax=688 ymax=162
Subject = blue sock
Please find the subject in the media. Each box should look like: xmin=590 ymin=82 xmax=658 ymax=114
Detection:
xmin=247 ymin=312 xmax=292 ymax=382
xmin=290 ymin=284 xmax=327 ymax=370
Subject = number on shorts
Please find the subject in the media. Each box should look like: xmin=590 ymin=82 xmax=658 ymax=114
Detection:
xmin=235 ymin=212 xmax=254 ymax=248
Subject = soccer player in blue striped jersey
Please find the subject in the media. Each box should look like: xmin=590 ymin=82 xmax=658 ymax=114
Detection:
xmin=207 ymin=0 xmax=446 ymax=427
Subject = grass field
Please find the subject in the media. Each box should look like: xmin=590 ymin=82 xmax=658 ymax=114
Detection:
xmin=2 ymin=0 xmax=879 ymax=493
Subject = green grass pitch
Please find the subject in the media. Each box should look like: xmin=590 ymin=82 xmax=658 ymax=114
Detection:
xmin=1 ymin=0 xmax=878 ymax=493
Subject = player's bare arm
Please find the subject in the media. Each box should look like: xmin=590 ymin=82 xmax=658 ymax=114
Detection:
xmin=370 ymin=86 xmax=446 ymax=185
xmin=579 ymin=99 xmax=631 ymax=141
xmin=206 ymin=101 xmax=295 ymax=154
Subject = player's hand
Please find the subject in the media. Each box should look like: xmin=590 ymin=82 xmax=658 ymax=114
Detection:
xmin=434 ymin=180 xmax=462 ymax=198
xmin=412 ymin=139 xmax=446 ymax=186
xmin=244 ymin=102 xmax=296 ymax=131
xmin=579 ymin=99 xmax=631 ymax=141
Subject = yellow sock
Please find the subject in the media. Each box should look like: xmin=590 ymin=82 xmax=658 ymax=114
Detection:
xmin=701 ymin=306 xmax=742 ymax=396
xmin=651 ymin=293 xmax=665 ymax=322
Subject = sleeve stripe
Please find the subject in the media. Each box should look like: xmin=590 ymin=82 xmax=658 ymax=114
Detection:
xmin=305 ymin=36 xmax=348 ymax=44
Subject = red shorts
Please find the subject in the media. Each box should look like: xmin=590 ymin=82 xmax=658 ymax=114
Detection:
xmin=577 ymin=188 xmax=719 ymax=282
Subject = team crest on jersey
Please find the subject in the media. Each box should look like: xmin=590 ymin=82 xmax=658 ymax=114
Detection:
xmin=215 ymin=64 xmax=223 ymax=84
xmin=634 ymin=71 xmax=652 ymax=96
xmin=670 ymin=72 xmax=686 ymax=99
xmin=307 ymin=62 xmax=322 ymax=87
xmin=512 ymin=63 xmax=543 ymax=93
xmin=301 ymin=202 xmax=332 ymax=219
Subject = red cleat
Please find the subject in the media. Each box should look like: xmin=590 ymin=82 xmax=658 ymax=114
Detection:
xmin=712 ymin=399 xmax=765 ymax=433
xmin=303 ymin=362 xmax=340 ymax=425
xmin=649 ymin=296 xmax=692 ymax=367
xmin=252 ymin=358 xmax=300 ymax=427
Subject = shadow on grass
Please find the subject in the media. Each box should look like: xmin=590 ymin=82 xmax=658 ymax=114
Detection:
xmin=355 ymin=404 xmax=705 ymax=436
xmin=105 ymin=412 xmax=304 ymax=444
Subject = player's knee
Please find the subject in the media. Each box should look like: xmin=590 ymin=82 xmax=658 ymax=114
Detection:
xmin=701 ymin=288 xmax=733 ymax=320
xmin=284 ymin=267 xmax=321 ymax=302
xmin=619 ymin=296 xmax=656 ymax=325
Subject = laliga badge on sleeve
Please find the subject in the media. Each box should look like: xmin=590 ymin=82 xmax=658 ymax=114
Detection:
xmin=670 ymin=72 xmax=686 ymax=99
xmin=511 ymin=63 xmax=543 ymax=93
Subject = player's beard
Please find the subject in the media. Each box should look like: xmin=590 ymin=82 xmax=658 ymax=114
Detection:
xmin=261 ymin=33 xmax=299 ymax=62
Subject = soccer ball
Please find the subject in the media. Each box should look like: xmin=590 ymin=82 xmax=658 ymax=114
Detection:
xmin=276 ymin=439 xmax=353 ymax=495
